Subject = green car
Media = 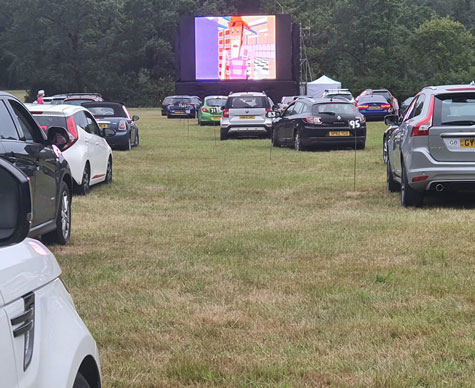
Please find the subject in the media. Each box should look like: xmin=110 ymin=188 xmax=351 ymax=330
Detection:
xmin=197 ymin=95 xmax=228 ymax=126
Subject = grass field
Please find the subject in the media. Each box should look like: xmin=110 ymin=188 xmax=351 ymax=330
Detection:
xmin=5 ymin=89 xmax=27 ymax=101
xmin=50 ymin=111 xmax=475 ymax=387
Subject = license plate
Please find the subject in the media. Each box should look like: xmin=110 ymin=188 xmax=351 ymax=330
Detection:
xmin=212 ymin=116 xmax=220 ymax=121
xmin=460 ymin=138 xmax=475 ymax=148
xmin=329 ymin=131 xmax=350 ymax=137
xmin=368 ymin=106 xmax=380 ymax=110
xmin=99 ymin=123 xmax=108 ymax=129
xmin=239 ymin=116 xmax=256 ymax=119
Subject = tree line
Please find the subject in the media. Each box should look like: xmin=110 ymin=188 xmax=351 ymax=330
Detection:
xmin=0 ymin=0 xmax=474 ymax=106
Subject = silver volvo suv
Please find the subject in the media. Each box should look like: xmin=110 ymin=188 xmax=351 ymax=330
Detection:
xmin=220 ymin=92 xmax=273 ymax=140
xmin=386 ymin=83 xmax=475 ymax=206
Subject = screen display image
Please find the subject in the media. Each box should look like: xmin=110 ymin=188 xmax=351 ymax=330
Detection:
xmin=195 ymin=16 xmax=276 ymax=81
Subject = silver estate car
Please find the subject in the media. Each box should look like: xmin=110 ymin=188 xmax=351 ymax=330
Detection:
xmin=220 ymin=92 xmax=273 ymax=140
xmin=386 ymin=83 xmax=475 ymax=207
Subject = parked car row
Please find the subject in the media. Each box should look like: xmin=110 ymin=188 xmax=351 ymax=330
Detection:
xmin=0 ymin=94 xmax=102 ymax=387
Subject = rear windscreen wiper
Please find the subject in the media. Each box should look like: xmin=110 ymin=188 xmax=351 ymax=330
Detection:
xmin=441 ymin=120 xmax=475 ymax=126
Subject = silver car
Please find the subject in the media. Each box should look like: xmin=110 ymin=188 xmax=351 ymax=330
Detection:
xmin=220 ymin=92 xmax=273 ymax=140
xmin=386 ymin=83 xmax=475 ymax=206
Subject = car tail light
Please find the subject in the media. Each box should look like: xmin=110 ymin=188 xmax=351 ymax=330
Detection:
xmin=201 ymin=107 xmax=208 ymax=112
xmin=64 ymin=116 xmax=78 ymax=151
xmin=411 ymin=96 xmax=434 ymax=137
xmin=303 ymin=116 xmax=322 ymax=124
xmin=412 ymin=175 xmax=429 ymax=182
xmin=222 ymin=109 xmax=229 ymax=118
xmin=381 ymin=104 xmax=391 ymax=109
xmin=118 ymin=120 xmax=127 ymax=131
xmin=357 ymin=104 xmax=369 ymax=109
xmin=266 ymin=108 xmax=271 ymax=113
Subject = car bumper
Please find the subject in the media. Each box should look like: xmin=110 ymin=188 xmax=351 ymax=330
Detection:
xmin=407 ymin=148 xmax=475 ymax=192
xmin=200 ymin=113 xmax=221 ymax=123
xmin=105 ymin=132 xmax=129 ymax=147
xmin=301 ymin=135 xmax=366 ymax=147
xmin=223 ymin=125 xmax=272 ymax=137
xmin=168 ymin=110 xmax=195 ymax=117
xmin=360 ymin=110 xmax=390 ymax=118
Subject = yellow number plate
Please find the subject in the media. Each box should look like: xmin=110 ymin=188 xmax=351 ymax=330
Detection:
xmin=460 ymin=138 xmax=475 ymax=148
xmin=212 ymin=116 xmax=220 ymax=121
xmin=239 ymin=116 xmax=256 ymax=119
xmin=329 ymin=131 xmax=350 ymax=137
xmin=99 ymin=123 xmax=108 ymax=129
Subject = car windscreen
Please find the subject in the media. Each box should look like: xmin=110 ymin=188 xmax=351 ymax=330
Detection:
xmin=207 ymin=98 xmax=227 ymax=107
xmin=434 ymin=92 xmax=475 ymax=126
xmin=33 ymin=116 xmax=67 ymax=132
xmin=86 ymin=106 xmax=126 ymax=117
xmin=64 ymin=99 xmax=92 ymax=106
xmin=171 ymin=98 xmax=191 ymax=104
xmin=227 ymin=96 xmax=269 ymax=109
xmin=312 ymin=103 xmax=358 ymax=115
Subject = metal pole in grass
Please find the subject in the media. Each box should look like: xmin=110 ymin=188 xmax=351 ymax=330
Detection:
xmin=269 ymin=134 xmax=272 ymax=160
xmin=213 ymin=122 xmax=217 ymax=146
xmin=353 ymin=122 xmax=357 ymax=191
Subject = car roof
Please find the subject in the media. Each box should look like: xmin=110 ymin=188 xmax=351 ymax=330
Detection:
xmin=295 ymin=97 xmax=354 ymax=104
xmin=82 ymin=101 xmax=124 ymax=108
xmin=228 ymin=92 xmax=267 ymax=97
xmin=25 ymin=103 xmax=87 ymax=116
xmin=422 ymin=84 xmax=475 ymax=93
xmin=205 ymin=95 xmax=228 ymax=99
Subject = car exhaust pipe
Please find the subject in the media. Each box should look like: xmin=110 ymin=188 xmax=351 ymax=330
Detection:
xmin=435 ymin=184 xmax=444 ymax=192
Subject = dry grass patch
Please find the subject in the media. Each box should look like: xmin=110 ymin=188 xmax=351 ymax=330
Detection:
xmin=49 ymin=110 xmax=475 ymax=387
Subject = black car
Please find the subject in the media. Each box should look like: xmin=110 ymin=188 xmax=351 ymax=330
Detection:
xmin=0 ymin=91 xmax=73 ymax=244
xmin=166 ymin=96 xmax=197 ymax=118
xmin=83 ymin=101 xmax=140 ymax=150
xmin=271 ymin=97 xmax=367 ymax=150
xmin=161 ymin=95 xmax=201 ymax=117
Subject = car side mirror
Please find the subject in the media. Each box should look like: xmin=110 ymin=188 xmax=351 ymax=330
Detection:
xmin=220 ymin=106 xmax=225 ymax=111
xmin=47 ymin=126 xmax=69 ymax=151
xmin=0 ymin=158 xmax=32 ymax=247
xmin=132 ymin=115 xmax=140 ymax=122
xmin=384 ymin=114 xmax=400 ymax=126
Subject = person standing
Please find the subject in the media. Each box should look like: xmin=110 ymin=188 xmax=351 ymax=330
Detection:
xmin=36 ymin=90 xmax=45 ymax=104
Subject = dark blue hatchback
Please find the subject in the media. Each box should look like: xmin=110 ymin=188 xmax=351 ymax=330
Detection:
xmin=167 ymin=97 xmax=196 ymax=118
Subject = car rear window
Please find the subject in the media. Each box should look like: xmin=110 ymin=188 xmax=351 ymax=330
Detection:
xmin=33 ymin=115 xmax=67 ymax=133
xmin=434 ymin=93 xmax=475 ymax=126
xmin=373 ymin=91 xmax=391 ymax=101
xmin=171 ymin=98 xmax=191 ymax=104
xmin=328 ymin=93 xmax=353 ymax=101
xmin=207 ymin=98 xmax=227 ymax=107
xmin=226 ymin=96 xmax=269 ymax=109
xmin=312 ymin=103 xmax=358 ymax=115
xmin=85 ymin=105 xmax=127 ymax=117
xmin=358 ymin=95 xmax=387 ymax=104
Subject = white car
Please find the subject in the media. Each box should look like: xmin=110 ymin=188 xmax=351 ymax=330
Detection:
xmin=0 ymin=158 xmax=101 ymax=388
xmin=26 ymin=104 xmax=113 ymax=195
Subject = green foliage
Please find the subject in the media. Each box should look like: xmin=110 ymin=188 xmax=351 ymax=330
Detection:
xmin=0 ymin=0 xmax=474 ymax=105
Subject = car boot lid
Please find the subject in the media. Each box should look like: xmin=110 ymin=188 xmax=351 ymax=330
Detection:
xmin=0 ymin=238 xmax=61 ymax=307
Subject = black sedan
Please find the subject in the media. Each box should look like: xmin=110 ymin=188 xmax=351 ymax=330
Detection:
xmin=83 ymin=102 xmax=139 ymax=150
xmin=271 ymin=97 xmax=367 ymax=150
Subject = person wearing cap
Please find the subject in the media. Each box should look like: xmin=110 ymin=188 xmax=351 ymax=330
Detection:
xmin=37 ymin=90 xmax=45 ymax=104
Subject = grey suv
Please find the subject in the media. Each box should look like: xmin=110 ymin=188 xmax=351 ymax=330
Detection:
xmin=385 ymin=83 xmax=475 ymax=206
xmin=220 ymin=92 xmax=273 ymax=140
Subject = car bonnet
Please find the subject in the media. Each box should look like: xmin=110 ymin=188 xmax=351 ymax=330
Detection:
xmin=0 ymin=238 xmax=61 ymax=307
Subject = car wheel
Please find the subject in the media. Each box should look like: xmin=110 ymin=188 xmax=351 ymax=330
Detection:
xmin=294 ymin=130 xmax=303 ymax=151
xmin=271 ymin=129 xmax=280 ymax=147
xmin=386 ymin=160 xmax=400 ymax=192
xmin=123 ymin=136 xmax=131 ymax=151
xmin=135 ymin=132 xmax=139 ymax=147
xmin=220 ymin=128 xmax=228 ymax=141
xmin=383 ymin=135 xmax=388 ymax=164
xmin=73 ymin=372 xmax=91 ymax=388
xmin=43 ymin=182 xmax=71 ymax=245
xmin=105 ymin=157 xmax=112 ymax=184
xmin=356 ymin=140 xmax=366 ymax=150
xmin=401 ymin=161 xmax=424 ymax=207
xmin=77 ymin=163 xmax=90 ymax=195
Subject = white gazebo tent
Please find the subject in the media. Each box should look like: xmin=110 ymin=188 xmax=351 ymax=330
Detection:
xmin=307 ymin=75 xmax=341 ymax=98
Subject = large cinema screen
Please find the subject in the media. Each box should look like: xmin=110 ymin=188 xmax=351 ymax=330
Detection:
xmin=195 ymin=16 xmax=276 ymax=81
